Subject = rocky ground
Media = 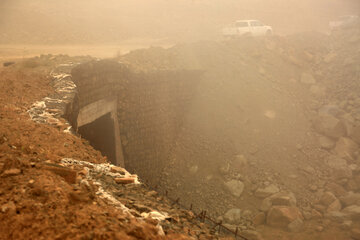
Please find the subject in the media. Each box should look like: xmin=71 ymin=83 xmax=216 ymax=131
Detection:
xmin=0 ymin=22 xmax=359 ymax=240
xmin=119 ymin=22 xmax=360 ymax=239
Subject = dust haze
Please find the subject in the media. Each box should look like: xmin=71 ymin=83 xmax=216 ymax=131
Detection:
xmin=0 ymin=0 xmax=359 ymax=45
xmin=1 ymin=1 xmax=360 ymax=240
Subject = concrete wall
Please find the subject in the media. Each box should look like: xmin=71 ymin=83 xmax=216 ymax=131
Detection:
xmin=70 ymin=60 xmax=201 ymax=185
xmin=71 ymin=60 xmax=129 ymax=166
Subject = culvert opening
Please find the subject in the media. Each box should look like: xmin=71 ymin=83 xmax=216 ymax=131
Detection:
xmin=70 ymin=59 xmax=201 ymax=179
xmin=78 ymin=113 xmax=117 ymax=165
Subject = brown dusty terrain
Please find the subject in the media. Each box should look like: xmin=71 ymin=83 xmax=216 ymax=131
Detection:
xmin=0 ymin=60 xmax=233 ymax=239
xmin=0 ymin=22 xmax=359 ymax=240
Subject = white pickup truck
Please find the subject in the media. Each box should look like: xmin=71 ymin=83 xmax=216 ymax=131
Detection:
xmin=222 ymin=20 xmax=273 ymax=37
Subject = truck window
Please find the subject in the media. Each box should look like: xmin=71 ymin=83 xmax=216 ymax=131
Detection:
xmin=236 ymin=22 xmax=249 ymax=28
xmin=250 ymin=21 xmax=260 ymax=26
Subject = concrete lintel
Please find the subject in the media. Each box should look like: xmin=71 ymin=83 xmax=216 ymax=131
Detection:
xmin=77 ymin=97 xmax=117 ymax=127
xmin=77 ymin=97 xmax=125 ymax=167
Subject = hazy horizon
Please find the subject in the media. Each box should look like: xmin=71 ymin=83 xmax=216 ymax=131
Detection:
xmin=0 ymin=0 xmax=359 ymax=44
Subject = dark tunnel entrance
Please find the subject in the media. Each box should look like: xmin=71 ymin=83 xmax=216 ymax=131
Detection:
xmin=78 ymin=113 xmax=117 ymax=164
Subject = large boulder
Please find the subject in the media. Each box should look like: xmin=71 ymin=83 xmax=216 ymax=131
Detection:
xmin=334 ymin=137 xmax=359 ymax=160
xmin=224 ymin=180 xmax=245 ymax=197
xmin=223 ymin=208 xmax=242 ymax=224
xmin=313 ymin=115 xmax=346 ymax=139
xmin=260 ymin=192 xmax=296 ymax=212
xmin=266 ymin=206 xmax=303 ymax=228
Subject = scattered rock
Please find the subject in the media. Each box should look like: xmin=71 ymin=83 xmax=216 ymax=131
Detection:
xmin=318 ymin=105 xmax=343 ymax=117
xmin=327 ymin=199 xmax=342 ymax=212
xmin=287 ymin=218 xmax=304 ymax=232
xmin=316 ymin=226 xmax=324 ymax=232
xmin=350 ymin=125 xmax=360 ymax=144
xmin=133 ymin=203 xmax=152 ymax=213
xmin=219 ymin=163 xmax=230 ymax=175
xmin=224 ymin=180 xmax=245 ymax=197
xmin=302 ymin=211 xmax=312 ymax=220
xmin=310 ymin=85 xmax=326 ymax=96
xmin=351 ymin=228 xmax=360 ymax=240
xmin=3 ymin=62 xmax=15 ymax=67
xmin=44 ymin=165 xmax=77 ymax=184
xmin=342 ymin=205 xmax=360 ymax=220
xmin=313 ymin=115 xmax=346 ymax=139
xmin=318 ymin=136 xmax=335 ymax=149
xmin=270 ymin=192 xmax=297 ymax=207
xmin=340 ymin=220 xmax=352 ymax=230
xmin=222 ymin=223 xmax=237 ymax=232
xmin=324 ymin=157 xmax=353 ymax=179
xmin=311 ymin=209 xmax=323 ymax=219
xmin=301 ymin=73 xmax=316 ymax=84
xmin=1 ymin=168 xmax=21 ymax=177
xmin=323 ymin=52 xmax=337 ymax=63
xmin=325 ymin=211 xmax=348 ymax=223
xmin=115 ymin=177 xmax=136 ymax=184
xmin=339 ymin=192 xmax=360 ymax=206
xmin=110 ymin=166 xmax=127 ymax=175
xmin=241 ymin=230 xmax=264 ymax=240
xmin=232 ymin=154 xmax=248 ymax=171
xmin=334 ymin=137 xmax=358 ymax=160
xmin=260 ymin=192 xmax=297 ymax=212
xmin=266 ymin=206 xmax=303 ymax=228
xmin=189 ymin=165 xmax=198 ymax=174
xmin=253 ymin=212 xmax=266 ymax=226
xmin=325 ymin=156 xmax=348 ymax=169
xmin=1 ymin=201 xmax=16 ymax=215
xmin=264 ymin=110 xmax=276 ymax=119
xmin=260 ymin=197 xmax=273 ymax=212
xmin=320 ymin=192 xmax=337 ymax=207
xmin=255 ymin=184 xmax=280 ymax=198
xmin=223 ymin=208 xmax=242 ymax=224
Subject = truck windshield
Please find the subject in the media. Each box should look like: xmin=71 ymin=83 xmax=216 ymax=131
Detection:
xmin=235 ymin=22 xmax=248 ymax=27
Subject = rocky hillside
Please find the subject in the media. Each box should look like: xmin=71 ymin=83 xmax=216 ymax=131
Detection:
xmin=119 ymin=22 xmax=360 ymax=239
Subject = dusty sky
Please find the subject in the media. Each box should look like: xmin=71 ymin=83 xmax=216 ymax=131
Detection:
xmin=0 ymin=0 xmax=359 ymax=44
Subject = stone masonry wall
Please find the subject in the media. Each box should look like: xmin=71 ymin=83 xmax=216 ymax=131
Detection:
xmin=70 ymin=60 xmax=201 ymax=186
xmin=118 ymin=70 xmax=200 ymax=186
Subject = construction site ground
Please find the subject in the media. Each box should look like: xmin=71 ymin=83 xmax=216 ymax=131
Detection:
xmin=1 ymin=21 xmax=360 ymax=240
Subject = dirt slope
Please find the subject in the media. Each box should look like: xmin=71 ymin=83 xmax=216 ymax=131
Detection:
xmin=0 ymin=60 xmax=225 ymax=240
